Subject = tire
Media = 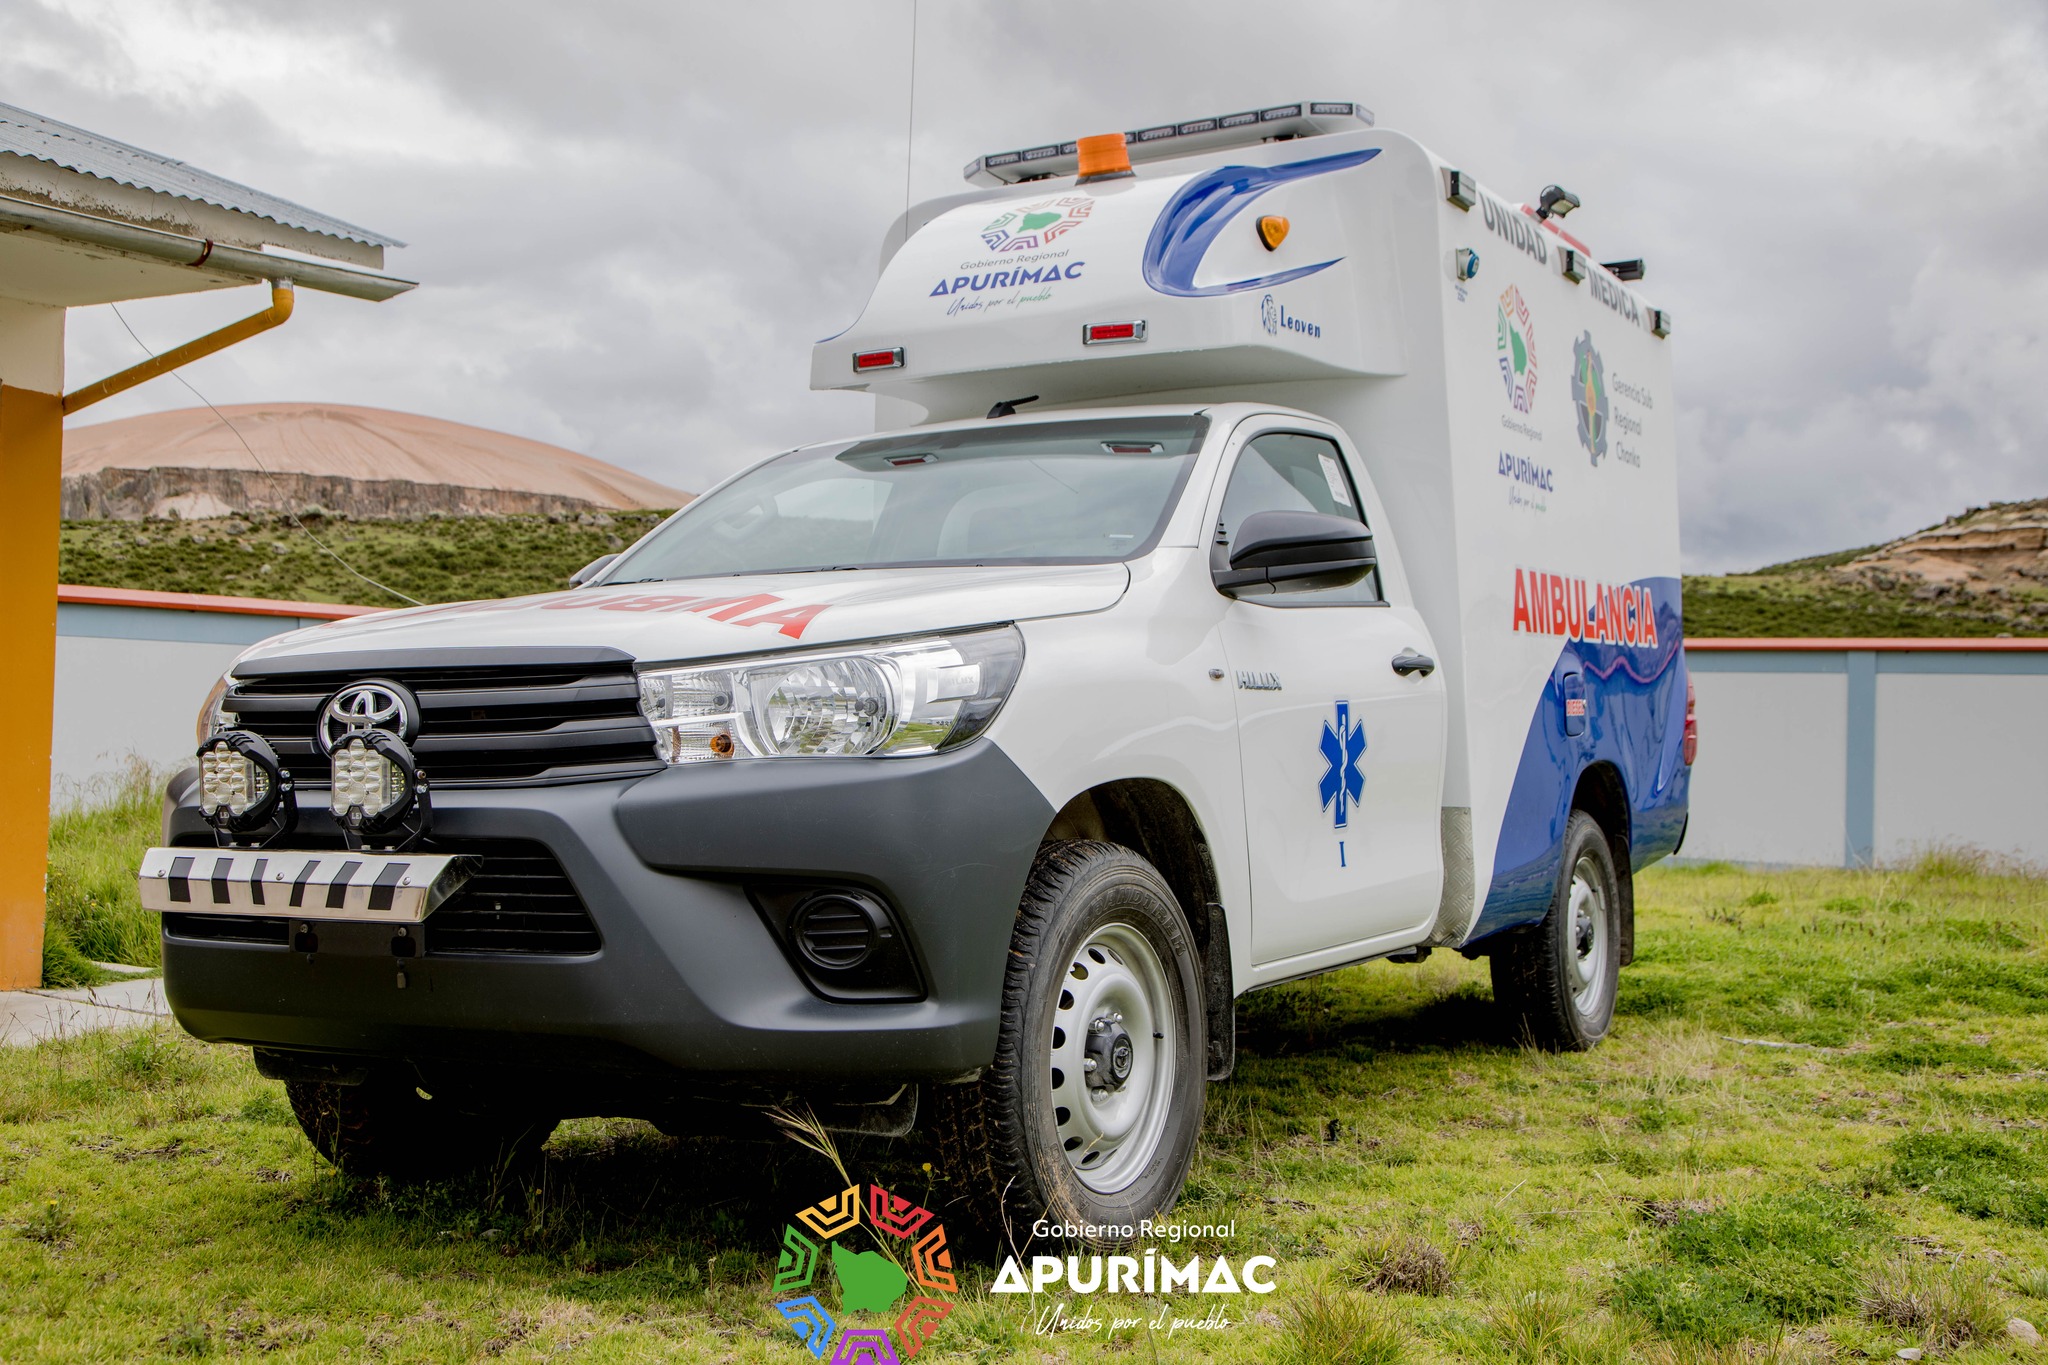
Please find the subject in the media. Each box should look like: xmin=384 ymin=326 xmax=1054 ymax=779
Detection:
xmin=930 ymin=841 xmax=1206 ymax=1245
xmin=1491 ymin=810 xmax=1621 ymax=1051
xmin=285 ymin=1074 xmax=558 ymax=1182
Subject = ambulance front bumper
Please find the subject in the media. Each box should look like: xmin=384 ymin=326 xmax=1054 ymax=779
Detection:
xmin=156 ymin=741 xmax=1054 ymax=1109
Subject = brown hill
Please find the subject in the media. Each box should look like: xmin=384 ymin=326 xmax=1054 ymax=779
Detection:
xmin=61 ymin=403 xmax=690 ymax=519
xmin=1830 ymin=498 xmax=2048 ymax=607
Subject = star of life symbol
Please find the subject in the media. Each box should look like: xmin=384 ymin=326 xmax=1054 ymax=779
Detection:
xmin=1318 ymin=700 xmax=1367 ymax=829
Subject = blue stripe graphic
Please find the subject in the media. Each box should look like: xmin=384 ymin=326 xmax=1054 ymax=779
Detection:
xmin=1141 ymin=149 xmax=1381 ymax=298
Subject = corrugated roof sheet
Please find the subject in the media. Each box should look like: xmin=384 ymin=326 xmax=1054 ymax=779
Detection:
xmin=0 ymin=101 xmax=403 ymax=249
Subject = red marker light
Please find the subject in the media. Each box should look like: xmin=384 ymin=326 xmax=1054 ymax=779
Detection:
xmin=1082 ymin=321 xmax=1147 ymax=345
xmin=852 ymin=347 xmax=905 ymax=373
xmin=1682 ymin=678 xmax=1698 ymax=765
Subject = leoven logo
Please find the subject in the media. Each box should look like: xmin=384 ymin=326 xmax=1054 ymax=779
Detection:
xmin=1317 ymin=701 xmax=1366 ymax=830
xmin=770 ymin=1184 xmax=957 ymax=1361
xmin=317 ymin=680 xmax=418 ymax=756
xmin=1260 ymin=293 xmax=1322 ymax=339
xmin=980 ymin=195 xmax=1093 ymax=252
xmin=1571 ymin=331 xmax=1610 ymax=465
xmin=1496 ymin=285 xmax=1538 ymax=414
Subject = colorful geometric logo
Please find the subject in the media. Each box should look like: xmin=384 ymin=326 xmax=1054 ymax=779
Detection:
xmin=1571 ymin=330 xmax=1609 ymax=465
xmin=981 ymin=195 xmax=1092 ymax=252
xmin=1318 ymin=700 xmax=1367 ymax=830
xmin=771 ymin=1183 xmax=958 ymax=1362
xmin=1496 ymin=285 xmax=1539 ymax=414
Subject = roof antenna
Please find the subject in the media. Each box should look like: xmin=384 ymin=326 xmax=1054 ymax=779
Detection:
xmin=987 ymin=395 xmax=1039 ymax=419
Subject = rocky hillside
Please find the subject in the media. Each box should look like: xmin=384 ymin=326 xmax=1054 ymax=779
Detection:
xmin=1685 ymin=499 xmax=2048 ymax=637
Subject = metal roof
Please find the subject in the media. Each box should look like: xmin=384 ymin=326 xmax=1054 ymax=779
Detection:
xmin=0 ymin=101 xmax=403 ymax=249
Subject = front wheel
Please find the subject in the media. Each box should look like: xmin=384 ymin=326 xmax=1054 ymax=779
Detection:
xmin=931 ymin=841 xmax=1206 ymax=1243
xmin=1491 ymin=810 xmax=1621 ymax=1051
xmin=285 ymin=1074 xmax=557 ymax=1182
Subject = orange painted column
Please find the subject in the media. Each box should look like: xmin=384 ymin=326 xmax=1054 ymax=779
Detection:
xmin=0 ymin=382 xmax=61 ymax=987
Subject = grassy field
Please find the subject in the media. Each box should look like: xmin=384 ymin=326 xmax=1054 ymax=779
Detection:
xmin=56 ymin=513 xmax=2046 ymax=636
xmin=7 ymin=853 xmax=2048 ymax=1361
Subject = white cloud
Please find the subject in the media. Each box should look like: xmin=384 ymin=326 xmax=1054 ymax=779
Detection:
xmin=15 ymin=0 xmax=2047 ymax=571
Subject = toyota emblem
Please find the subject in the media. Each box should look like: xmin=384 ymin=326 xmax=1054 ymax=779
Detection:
xmin=317 ymin=680 xmax=420 ymax=756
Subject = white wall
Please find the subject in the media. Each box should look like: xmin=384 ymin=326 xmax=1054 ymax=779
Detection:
xmin=1684 ymin=669 xmax=1848 ymax=865
xmin=1875 ymin=671 xmax=2048 ymax=866
xmin=1684 ymin=646 xmax=2048 ymax=869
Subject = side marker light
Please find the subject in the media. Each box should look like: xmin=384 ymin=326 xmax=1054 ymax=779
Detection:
xmin=1082 ymin=321 xmax=1146 ymax=345
xmin=1256 ymin=215 xmax=1290 ymax=251
xmin=852 ymin=347 xmax=904 ymax=373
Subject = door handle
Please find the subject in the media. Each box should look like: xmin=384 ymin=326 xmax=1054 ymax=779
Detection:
xmin=1392 ymin=650 xmax=1436 ymax=677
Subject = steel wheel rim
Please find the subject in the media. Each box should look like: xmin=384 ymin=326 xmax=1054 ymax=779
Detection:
xmin=1566 ymin=852 xmax=1610 ymax=1020
xmin=1047 ymin=921 xmax=1178 ymax=1194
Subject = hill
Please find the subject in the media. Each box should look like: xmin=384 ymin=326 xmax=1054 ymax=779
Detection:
xmin=62 ymin=404 xmax=689 ymax=520
xmin=54 ymin=500 xmax=2048 ymax=634
xmin=1687 ymin=499 xmax=2048 ymax=637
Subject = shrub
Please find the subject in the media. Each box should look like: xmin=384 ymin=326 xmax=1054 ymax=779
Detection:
xmin=1859 ymin=1256 xmax=2004 ymax=1350
xmin=1346 ymin=1234 xmax=1456 ymax=1296
xmin=1277 ymin=1286 xmax=1409 ymax=1365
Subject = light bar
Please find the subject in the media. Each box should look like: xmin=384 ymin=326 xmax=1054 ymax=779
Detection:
xmin=1082 ymin=321 xmax=1147 ymax=345
xmin=1651 ymin=308 xmax=1674 ymax=339
xmin=1560 ymin=248 xmax=1586 ymax=284
xmin=964 ymin=100 xmax=1374 ymax=187
xmin=853 ymin=347 xmax=905 ymax=373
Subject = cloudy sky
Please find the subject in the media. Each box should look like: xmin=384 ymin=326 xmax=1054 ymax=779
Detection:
xmin=8 ymin=0 xmax=2045 ymax=572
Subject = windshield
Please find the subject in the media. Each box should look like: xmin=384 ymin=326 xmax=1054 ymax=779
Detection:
xmin=606 ymin=416 xmax=1209 ymax=581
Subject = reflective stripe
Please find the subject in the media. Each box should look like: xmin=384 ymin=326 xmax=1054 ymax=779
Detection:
xmin=326 ymin=860 xmax=363 ymax=910
xmin=168 ymin=855 xmax=193 ymax=904
xmin=367 ymin=862 xmax=410 ymax=913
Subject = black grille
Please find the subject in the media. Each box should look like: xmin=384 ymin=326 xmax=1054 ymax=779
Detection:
xmin=164 ymin=913 xmax=289 ymax=946
xmin=226 ymin=650 xmax=662 ymax=788
xmin=424 ymin=839 xmax=602 ymax=956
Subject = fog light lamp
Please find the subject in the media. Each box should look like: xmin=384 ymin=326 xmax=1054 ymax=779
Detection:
xmin=196 ymin=731 xmax=292 ymax=835
xmin=328 ymin=732 xmax=421 ymax=834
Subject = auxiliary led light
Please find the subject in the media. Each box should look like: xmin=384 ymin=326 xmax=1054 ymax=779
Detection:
xmin=329 ymin=732 xmax=421 ymax=834
xmin=196 ymin=731 xmax=292 ymax=835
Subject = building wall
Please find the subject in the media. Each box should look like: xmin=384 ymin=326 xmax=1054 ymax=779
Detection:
xmin=47 ymin=595 xmax=2048 ymax=872
xmin=1685 ymin=644 xmax=2048 ymax=868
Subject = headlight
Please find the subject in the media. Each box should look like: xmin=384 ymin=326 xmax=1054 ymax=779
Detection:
xmin=197 ymin=731 xmax=291 ymax=833
xmin=196 ymin=672 xmax=237 ymax=745
xmin=637 ymin=626 xmax=1024 ymax=762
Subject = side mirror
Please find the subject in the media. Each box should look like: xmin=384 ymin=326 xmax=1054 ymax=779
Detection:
xmin=1213 ymin=510 xmax=1375 ymax=596
xmin=570 ymin=553 xmax=619 ymax=587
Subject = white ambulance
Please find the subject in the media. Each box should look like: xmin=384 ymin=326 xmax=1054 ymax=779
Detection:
xmin=146 ymin=101 xmax=1693 ymax=1237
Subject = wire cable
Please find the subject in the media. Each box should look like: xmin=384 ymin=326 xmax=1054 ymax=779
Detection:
xmin=104 ymin=302 xmax=425 ymax=607
xmin=903 ymin=0 xmax=919 ymax=231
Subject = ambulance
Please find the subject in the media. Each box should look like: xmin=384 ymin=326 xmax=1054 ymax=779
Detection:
xmin=144 ymin=101 xmax=1693 ymax=1237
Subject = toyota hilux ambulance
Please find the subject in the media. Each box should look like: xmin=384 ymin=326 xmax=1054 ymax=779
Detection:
xmin=144 ymin=101 xmax=1693 ymax=1237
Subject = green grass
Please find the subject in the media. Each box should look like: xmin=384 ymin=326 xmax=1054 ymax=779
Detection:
xmin=41 ymin=763 xmax=163 ymax=986
xmin=11 ymin=850 xmax=2048 ymax=1360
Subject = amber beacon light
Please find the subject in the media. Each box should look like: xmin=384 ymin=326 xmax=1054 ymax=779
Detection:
xmin=1075 ymin=133 xmax=1134 ymax=184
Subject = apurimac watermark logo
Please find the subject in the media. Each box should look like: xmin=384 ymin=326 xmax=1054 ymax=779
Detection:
xmin=1571 ymin=330 xmax=1610 ymax=465
xmin=1495 ymin=284 xmax=1539 ymax=414
xmin=1319 ymin=700 xmax=1366 ymax=830
xmin=771 ymin=1184 xmax=957 ymax=1362
xmin=980 ymin=195 xmax=1092 ymax=252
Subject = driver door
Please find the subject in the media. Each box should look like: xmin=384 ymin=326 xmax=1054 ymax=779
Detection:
xmin=1211 ymin=423 xmax=1447 ymax=970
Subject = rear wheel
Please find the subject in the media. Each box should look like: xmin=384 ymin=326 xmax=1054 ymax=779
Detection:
xmin=1491 ymin=810 xmax=1621 ymax=1051
xmin=930 ymin=841 xmax=1206 ymax=1244
xmin=285 ymin=1074 xmax=557 ymax=1182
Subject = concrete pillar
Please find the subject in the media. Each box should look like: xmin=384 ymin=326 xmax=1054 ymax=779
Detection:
xmin=0 ymin=298 xmax=64 ymax=988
